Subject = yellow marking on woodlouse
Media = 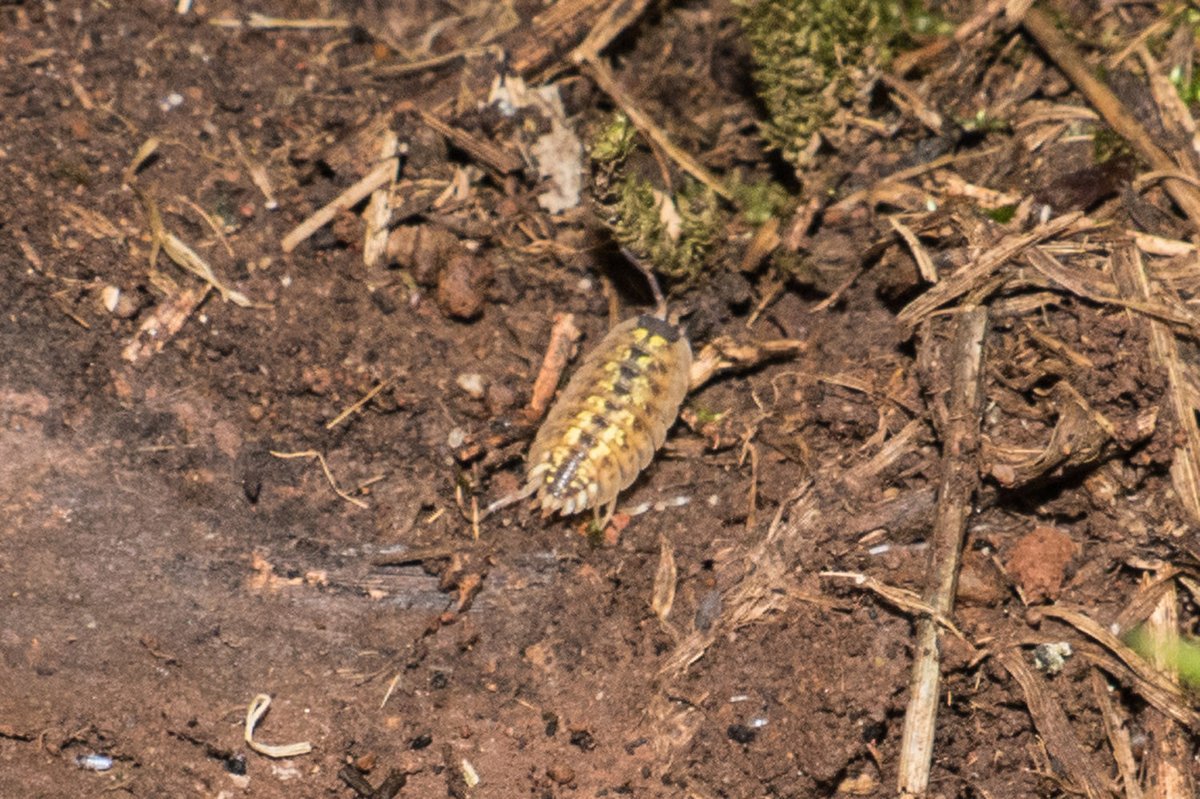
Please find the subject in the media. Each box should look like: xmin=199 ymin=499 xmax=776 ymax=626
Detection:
xmin=527 ymin=315 xmax=690 ymax=523
xmin=485 ymin=314 xmax=691 ymax=527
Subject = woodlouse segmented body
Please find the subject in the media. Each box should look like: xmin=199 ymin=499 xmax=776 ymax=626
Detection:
xmin=520 ymin=314 xmax=691 ymax=523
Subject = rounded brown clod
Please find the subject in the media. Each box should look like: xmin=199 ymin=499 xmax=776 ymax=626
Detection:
xmin=386 ymin=224 xmax=460 ymax=287
xmin=436 ymin=253 xmax=492 ymax=320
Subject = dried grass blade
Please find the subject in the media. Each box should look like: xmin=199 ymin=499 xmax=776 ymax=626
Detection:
xmin=896 ymin=211 xmax=1082 ymax=325
xmin=996 ymin=649 xmax=1114 ymax=799
xmin=1111 ymin=244 xmax=1200 ymax=522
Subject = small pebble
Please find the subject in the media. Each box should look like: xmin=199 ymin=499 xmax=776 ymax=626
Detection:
xmin=158 ymin=91 xmax=184 ymax=112
xmin=100 ymin=285 xmax=121 ymax=313
xmin=447 ymin=427 xmax=466 ymax=448
xmin=456 ymin=373 xmax=485 ymax=399
xmin=546 ymin=764 xmax=575 ymax=784
xmin=99 ymin=285 xmax=142 ymax=318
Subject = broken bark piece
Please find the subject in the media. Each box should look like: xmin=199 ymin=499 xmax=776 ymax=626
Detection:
xmin=122 ymin=287 xmax=208 ymax=365
xmin=386 ymin=224 xmax=460 ymax=287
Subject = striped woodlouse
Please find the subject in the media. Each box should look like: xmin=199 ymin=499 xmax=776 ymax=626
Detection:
xmin=487 ymin=312 xmax=692 ymax=528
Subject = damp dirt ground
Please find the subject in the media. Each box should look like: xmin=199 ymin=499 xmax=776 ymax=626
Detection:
xmin=3 ymin=2 xmax=1200 ymax=798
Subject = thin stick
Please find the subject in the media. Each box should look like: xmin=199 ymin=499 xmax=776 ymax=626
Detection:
xmin=281 ymin=157 xmax=399 ymax=253
xmin=1020 ymin=7 xmax=1200 ymax=231
xmin=571 ymin=0 xmax=654 ymax=64
xmin=326 ymin=381 xmax=390 ymax=430
xmin=1090 ymin=669 xmax=1143 ymax=799
xmin=1042 ymin=605 xmax=1200 ymax=728
xmin=178 ymin=194 xmax=235 ymax=258
xmin=416 ymin=110 xmax=522 ymax=175
xmin=897 ymin=306 xmax=989 ymax=797
xmin=829 ymin=147 xmax=1002 ymax=211
xmin=211 ymin=13 xmax=350 ymax=30
xmin=897 ymin=210 xmax=1083 ymax=324
xmin=820 ymin=572 xmax=967 ymax=640
xmin=526 ymin=313 xmax=582 ymax=419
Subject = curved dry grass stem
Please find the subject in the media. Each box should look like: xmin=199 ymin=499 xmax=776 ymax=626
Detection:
xmin=244 ymin=694 xmax=312 ymax=759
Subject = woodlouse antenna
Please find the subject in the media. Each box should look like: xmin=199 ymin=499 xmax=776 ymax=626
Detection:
xmin=480 ymin=478 xmax=539 ymax=520
xmin=619 ymin=246 xmax=667 ymax=320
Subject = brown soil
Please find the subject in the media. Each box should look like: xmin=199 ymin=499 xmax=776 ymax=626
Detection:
xmin=2 ymin=1 xmax=1198 ymax=798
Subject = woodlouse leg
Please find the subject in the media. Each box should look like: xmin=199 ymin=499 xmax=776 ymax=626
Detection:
xmin=599 ymin=497 xmax=617 ymax=530
xmin=619 ymin=246 xmax=666 ymax=319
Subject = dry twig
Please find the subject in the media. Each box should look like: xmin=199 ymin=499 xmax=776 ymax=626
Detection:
xmin=326 ymin=381 xmax=391 ymax=431
xmin=415 ymin=110 xmax=522 ymax=175
xmin=1020 ymin=7 xmax=1200 ymax=231
xmin=896 ymin=211 xmax=1083 ymax=324
xmin=575 ymin=56 xmax=730 ymax=199
xmin=1041 ymin=605 xmax=1200 ymax=729
xmin=819 ymin=571 xmax=966 ymax=640
xmin=1090 ymin=669 xmax=1144 ymax=799
xmin=526 ymin=313 xmax=582 ymax=420
xmin=281 ymin=157 xmax=400 ymax=254
xmin=897 ymin=306 xmax=988 ymax=798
